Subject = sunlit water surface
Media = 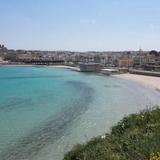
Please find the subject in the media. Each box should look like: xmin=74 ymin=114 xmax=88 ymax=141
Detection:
xmin=0 ymin=66 xmax=160 ymax=160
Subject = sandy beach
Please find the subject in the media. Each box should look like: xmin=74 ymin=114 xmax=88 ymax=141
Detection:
xmin=114 ymin=73 xmax=160 ymax=92
xmin=0 ymin=64 xmax=80 ymax=71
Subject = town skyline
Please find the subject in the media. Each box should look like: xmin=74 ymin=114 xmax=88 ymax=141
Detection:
xmin=0 ymin=43 xmax=158 ymax=53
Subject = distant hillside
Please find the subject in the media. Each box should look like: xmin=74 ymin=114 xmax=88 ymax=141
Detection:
xmin=63 ymin=107 xmax=160 ymax=160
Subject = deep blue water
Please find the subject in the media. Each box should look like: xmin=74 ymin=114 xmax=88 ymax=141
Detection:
xmin=0 ymin=66 xmax=160 ymax=160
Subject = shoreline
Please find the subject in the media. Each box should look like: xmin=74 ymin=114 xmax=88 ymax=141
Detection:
xmin=0 ymin=64 xmax=34 ymax=67
xmin=1 ymin=64 xmax=160 ymax=92
xmin=0 ymin=64 xmax=80 ymax=71
xmin=0 ymin=67 xmax=160 ymax=160
xmin=113 ymin=73 xmax=160 ymax=92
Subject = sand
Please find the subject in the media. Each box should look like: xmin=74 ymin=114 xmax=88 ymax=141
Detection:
xmin=1 ymin=64 xmax=80 ymax=71
xmin=113 ymin=73 xmax=160 ymax=92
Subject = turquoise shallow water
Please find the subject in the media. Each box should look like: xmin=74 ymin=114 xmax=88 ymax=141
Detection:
xmin=0 ymin=66 xmax=160 ymax=160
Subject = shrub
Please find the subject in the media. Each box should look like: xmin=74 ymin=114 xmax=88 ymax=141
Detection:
xmin=63 ymin=107 xmax=160 ymax=160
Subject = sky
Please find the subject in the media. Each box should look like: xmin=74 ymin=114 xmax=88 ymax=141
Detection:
xmin=0 ymin=0 xmax=160 ymax=51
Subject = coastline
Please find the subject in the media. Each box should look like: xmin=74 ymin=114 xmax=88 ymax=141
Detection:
xmin=0 ymin=64 xmax=34 ymax=67
xmin=0 ymin=67 xmax=160 ymax=160
xmin=0 ymin=64 xmax=80 ymax=71
xmin=1 ymin=65 xmax=160 ymax=91
xmin=113 ymin=73 xmax=160 ymax=92
xmin=63 ymin=108 xmax=160 ymax=160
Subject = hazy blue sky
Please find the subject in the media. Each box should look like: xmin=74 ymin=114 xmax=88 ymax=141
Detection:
xmin=0 ymin=0 xmax=160 ymax=51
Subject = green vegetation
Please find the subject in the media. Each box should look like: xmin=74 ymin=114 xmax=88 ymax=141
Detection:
xmin=150 ymin=152 xmax=160 ymax=160
xmin=64 ymin=107 xmax=160 ymax=160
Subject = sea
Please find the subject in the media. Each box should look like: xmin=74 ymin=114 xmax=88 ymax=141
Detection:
xmin=0 ymin=66 xmax=160 ymax=160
